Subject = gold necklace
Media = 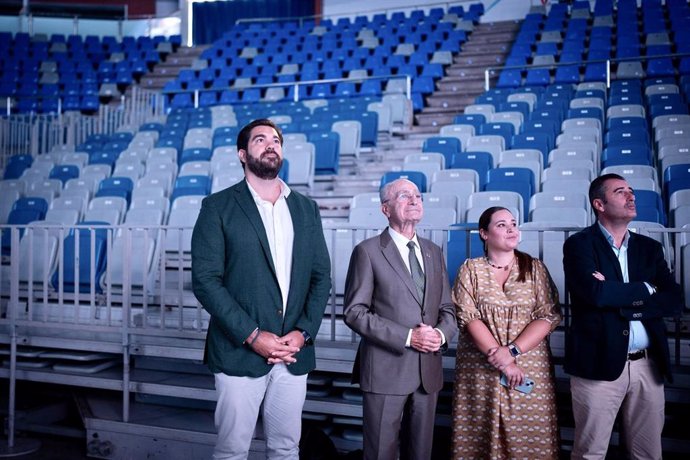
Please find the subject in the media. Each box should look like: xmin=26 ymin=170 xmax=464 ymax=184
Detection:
xmin=485 ymin=256 xmax=514 ymax=271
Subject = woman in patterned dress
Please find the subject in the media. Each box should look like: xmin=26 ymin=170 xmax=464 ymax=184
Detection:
xmin=451 ymin=207 xmax=562 ymax=459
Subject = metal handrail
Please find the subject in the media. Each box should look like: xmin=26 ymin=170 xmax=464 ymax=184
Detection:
xmin=235 ymin=0 xmax=479 ymax=27
xmin=160 ymin=74 xmax=413 ymax=106
xmin=483 ymin=51 xmax=690 ymax=91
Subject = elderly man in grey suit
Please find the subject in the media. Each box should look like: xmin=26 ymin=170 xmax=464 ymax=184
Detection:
xmin=344 ymin=178 xmax=457 ymax=460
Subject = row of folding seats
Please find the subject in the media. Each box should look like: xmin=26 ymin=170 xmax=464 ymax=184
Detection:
xmin=11 ymin=196 xmax=199 ymax=295
xmin=499 ymin=0 xmax=690 ymax=87
xmin=462 ymin=80 xmax=689 ymax=164
xmin=0 ymin=32 xmax=179 ymax=114
xmin=164 ymin=5 xmax=482 ymax=112
xmin=2 ymin=99 xmax=376 ymax=220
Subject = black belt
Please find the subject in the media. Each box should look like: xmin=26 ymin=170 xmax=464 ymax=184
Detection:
xmin=628 ymin=349 xmax=647 ymax=361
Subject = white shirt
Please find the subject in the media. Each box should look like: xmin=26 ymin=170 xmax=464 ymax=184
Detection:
xmin=388 ymin=227 xmax=425 ymax=274
xmin=387 ymin=227 xmax=446 ymax=347
xmin=247 ymin=179 xmax=294 ymax=313
xmin=598 ymin=223 xmax=650 ymax=353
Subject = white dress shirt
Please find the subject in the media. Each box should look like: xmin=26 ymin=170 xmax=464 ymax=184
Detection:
xmin=247 ymin=179 xmax=294 ymax=313
xmin=387 ymin=227 xmax=445 ymax=347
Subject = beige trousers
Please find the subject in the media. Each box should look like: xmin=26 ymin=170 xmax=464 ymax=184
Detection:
xmin=570 ymin=357 xmax=665 ymax=460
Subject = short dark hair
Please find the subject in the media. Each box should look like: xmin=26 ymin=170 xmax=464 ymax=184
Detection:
xmin=589 ymin=173 xmax=625 ymax=217
xmin=236 ymin=118 xmax=283 ymax=155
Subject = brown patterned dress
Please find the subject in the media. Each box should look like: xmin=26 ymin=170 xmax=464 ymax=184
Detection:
xmin=451 ymin=257 xmax=562 ymax=460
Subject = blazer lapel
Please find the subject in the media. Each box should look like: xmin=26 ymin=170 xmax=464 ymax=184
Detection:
xmin=285 ymin=194 xmax=303 ymax=311
xmin=418 ymin=238 xmax=435 ymax=309
xmin=627 ymin=232 xmax=641 ymax=282
xmin=591 ymin=225 xmax=624 ymax=281
xmin=379 ymin=229 xmax=423 ymax=306
xmin=233 ymin=181 xmax=277 ymax=276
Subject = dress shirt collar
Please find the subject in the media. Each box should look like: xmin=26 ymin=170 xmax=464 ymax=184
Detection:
xmin=246 ymin=178 xmax=291 ymax=204
xmin=388 ymin=226 xmax=420 ymax=249
xmin=597 ymin=221 xmax=630 ymax=250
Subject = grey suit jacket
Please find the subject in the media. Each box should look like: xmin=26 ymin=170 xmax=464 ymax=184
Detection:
xmin=343 ymin=229 xmax=457 ymax=395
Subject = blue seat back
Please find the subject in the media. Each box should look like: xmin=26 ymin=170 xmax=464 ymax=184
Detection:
xmin=450 ymin=151 xmax=493 ymax=189
xmin=447 ymin=224 xmax=483 ymax=284
xmin=380 ymin=171 xmax=427 ymax=193
xmin=51 ymin=223 xmax=109 ymax=293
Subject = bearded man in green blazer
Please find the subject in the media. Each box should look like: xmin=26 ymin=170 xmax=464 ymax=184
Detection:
xmin=192 ymin=118 xmax=331 ymax=459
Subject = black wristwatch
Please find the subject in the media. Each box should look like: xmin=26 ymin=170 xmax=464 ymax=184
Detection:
xmin=508 ymin=343 xmax=522 ymax=357
xmin=300 ymin=330 xmax=312 ymax=348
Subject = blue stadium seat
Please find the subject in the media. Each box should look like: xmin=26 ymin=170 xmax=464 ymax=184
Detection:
xmin=51 ymin=223 xmax=108 ymax=294
xmin=525 ymin=68 xmax=551 ymax=86
xmin=449 ymin=151 xmax=493 ymax=189
xmin=446 ymin=224 xmax=483 ymax=284
xmin=511 ymin=132 xmax=552 ymax=163
xmin=358 ymin=111 xmax=379 ymax=148
xmin=3 ymin=154 xmax=33 ymax=180
xmin=452 ymin=114 xmax=486 ymax=132
xmin=308 ymin=132 xmax=340 ymax=175
xmin=1 ymin=197 xmax=49 ymax=255
xmin=170 ymin=175 xmax=211 ymax=203
xmin=485 ymin=167 xmax=534 ymax=216
xmin=646 ymin=58 xmax=675 ymax=78
xmin=95 ymin=177 xmax=134 ymax=204
xmin=422 ymin=136 xmax=462 ymax=166
xmin=497 ymin=69 xmax=523 ymax=88
xmin=49 ymin=164 xmax=80 ymax=185
xmin=663 ymin=163 xmax=690 ymax=203
xmin=180 ymin=147 xmax=212 ymax=165
xmin=89 ymin=151 xmax=119 ymax=170
xmin=380 ymin=171 xmax=427 ymax=193
xmin=634 ymin=189 xmax=666 ymax=225
xmin=479 ymin=122 xmax=515 ymax=146
xmin=601 ymin=145 xmax=653 ymax=168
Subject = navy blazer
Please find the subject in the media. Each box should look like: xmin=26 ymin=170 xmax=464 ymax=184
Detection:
xmin=563 ymin=224 xmax=682 ymax=382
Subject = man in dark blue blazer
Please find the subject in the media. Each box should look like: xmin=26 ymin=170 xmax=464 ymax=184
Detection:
xmin=192 ymin=119 xmax=331 ymax=459
xmin=563 ymin=173 xmax=682 ymax=459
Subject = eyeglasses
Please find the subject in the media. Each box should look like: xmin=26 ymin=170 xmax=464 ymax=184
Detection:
xmin=383 ymin=191 xmax=423 ymax=203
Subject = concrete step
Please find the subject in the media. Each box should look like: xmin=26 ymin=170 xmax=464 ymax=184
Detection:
xmin=425 ymin=93 xmax=476 ymax=109
xmin=449 ymin=55 xmax=507 ymax=70
xmin=436 ymin=78 xmax=492 ymax=92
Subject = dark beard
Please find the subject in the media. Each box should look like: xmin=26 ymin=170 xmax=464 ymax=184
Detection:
xmin=246 ymin=151 xmax=282 ymax=180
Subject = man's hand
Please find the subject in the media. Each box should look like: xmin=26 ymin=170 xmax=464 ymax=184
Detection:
xmin=410 ymin=323 xmax=442 ymax=353
xmin=249 ymin=330 xmax=301 ymax=364
xmin=487 ymin=346 xmax=515 ymax=370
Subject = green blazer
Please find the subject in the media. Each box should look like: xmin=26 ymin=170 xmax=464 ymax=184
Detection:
xmin=191 ymin=180 xmax=331 ymax=377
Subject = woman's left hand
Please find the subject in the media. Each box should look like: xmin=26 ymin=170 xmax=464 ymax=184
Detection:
xmin=487 ymin=346 xmax=514 ymax=370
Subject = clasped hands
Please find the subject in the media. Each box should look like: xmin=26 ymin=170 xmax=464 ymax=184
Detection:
xmin=410 ymin=323 xmax=442 ymax=353
xmin=487 ymin=345 xmax=524 ymax=388
xmin=249 ymin=330 xmax=304 ymax=365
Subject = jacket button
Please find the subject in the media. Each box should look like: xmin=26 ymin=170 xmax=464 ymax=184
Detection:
xmin=623 ymin=330 xmax=629 ymax=336
xmin=277 ymin=310 xmax=282 ymax=315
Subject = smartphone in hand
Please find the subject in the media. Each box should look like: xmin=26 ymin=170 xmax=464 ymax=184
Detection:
xmin=500 ymin=373 xmax=535 ymax=394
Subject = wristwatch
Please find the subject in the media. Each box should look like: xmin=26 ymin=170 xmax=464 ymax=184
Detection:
xmin=508 ymin=343 xmax=522 ymax=357
xmin=300 ymin=330 xmax=312 ymax=348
